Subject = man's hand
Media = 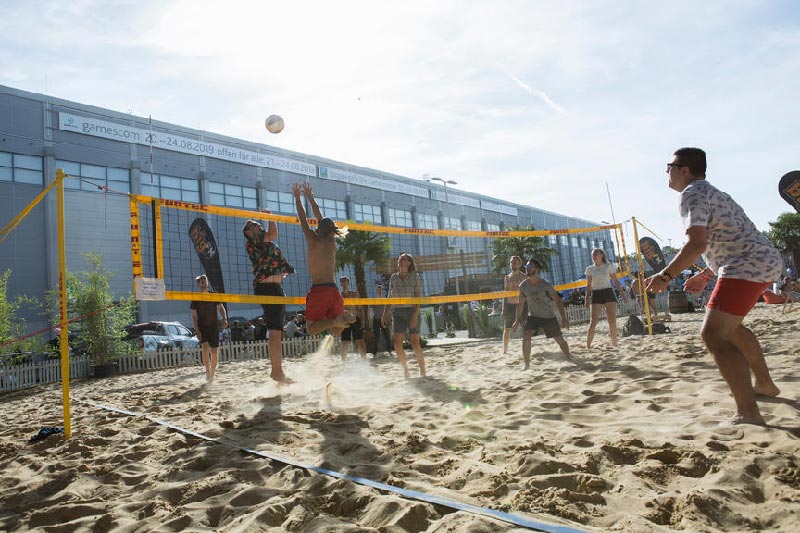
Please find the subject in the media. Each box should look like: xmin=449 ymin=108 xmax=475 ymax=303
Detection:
xmin=646 ymin=274 xmax=669 ymax=294
xmin=683 ymin=273 xmax=707 ymax=294
xmin=512 ymin=319 xmax=520 ymax=330
xmin=291 ymin=182 xmax=302 ymax=197
xmin=561 ymin=315 xmax=570 ymax=329
xmin=301 ymin=182 xmax=313 ymax=196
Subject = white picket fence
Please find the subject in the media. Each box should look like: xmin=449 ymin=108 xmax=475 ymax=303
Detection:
xmin=0 ymin=355 xmax=92 ymax=392
xmin=0 ymin=335 xmax=337 ymax=393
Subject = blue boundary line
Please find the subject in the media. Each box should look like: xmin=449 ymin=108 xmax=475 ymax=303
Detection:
xmin=79 ymin=399 xmax=591 ymax=533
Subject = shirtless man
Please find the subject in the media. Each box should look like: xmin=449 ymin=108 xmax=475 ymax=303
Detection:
xmin=339 ymin=276 xmax=368 ymax=360
xmin=502 ymin=255 xmax=527 ymax=354
xmin=293 ymin=182 xmax=354 ymax=336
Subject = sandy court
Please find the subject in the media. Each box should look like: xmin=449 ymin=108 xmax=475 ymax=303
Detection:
xmin=1 ymin=305 xmax=798 ymax=532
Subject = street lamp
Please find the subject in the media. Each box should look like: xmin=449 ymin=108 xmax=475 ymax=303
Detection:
xmin=424 ymin=175 xmax=461 ymax=294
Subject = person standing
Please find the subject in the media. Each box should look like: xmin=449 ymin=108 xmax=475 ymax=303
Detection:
xmin=190 ymin=274 xmax=228 ymax=383
xmin=339 ymin=276 xmax=368 ymax=360
xmin=502 ymin=255 xmax=527 ymax=354
xmin=293 ymin=182 xmax=354 ymax=336
xmin=370 ymin=283 xmax=392 ymax=358
xmin=512 ymin=259 xmax=570 ymax=369
xmin=382 ymin=253 xmax=426 ymax=378
xmin=243 ymin=216 xmax=295 ymax=384
xmin=647 ymin=147 xmax=781 ymax=425
xmin=585 ymin=248 xmax=627 ymax=348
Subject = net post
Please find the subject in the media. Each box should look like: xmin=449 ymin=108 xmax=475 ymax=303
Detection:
xmin=56 ymin=168 xmax=71 ymax=439
xmin=631 ymin=217 xmax=653 ymax=335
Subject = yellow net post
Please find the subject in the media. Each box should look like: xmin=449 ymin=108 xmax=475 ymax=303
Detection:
xmin=56 ymin=169 xmax=71 ymax=439
xmin=631 ymin=217 xmax=653 ymax=335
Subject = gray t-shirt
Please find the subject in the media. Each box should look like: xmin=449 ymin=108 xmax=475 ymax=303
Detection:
xmin=680 ymin=180 xmax=782 ymax=282
xmin=519 ymin=278 xmax=558 ymax=318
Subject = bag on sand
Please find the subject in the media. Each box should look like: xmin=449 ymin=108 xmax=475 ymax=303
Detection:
xmin=622 ymin=315 xmax=644 ymax=336
xmin=650 ymin=322 xmax=671 ymax=335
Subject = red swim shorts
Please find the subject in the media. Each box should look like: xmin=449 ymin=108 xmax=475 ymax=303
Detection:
xmin=305 ymin=284 xmax=344 ymax=321
xmin=706 ymin=278 xmax=771 ymax=317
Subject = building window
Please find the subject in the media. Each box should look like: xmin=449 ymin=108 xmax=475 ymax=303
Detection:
xmin=444 ymin=217 xmax=461 ymax=230
xmin=265 ymin=191 xmax=294 ymax=214
xmin=353 ymin=203 xmax=383 ymax=224
xmin=317 ymin=197 xmax=347 ymax=219
xmin=56 ymin=159 xmax=129 ymax=192
xmin=466 ymin=220 xmax=481 ymax=231
xmin=388 ymin=208 xmax=412 ymax=228
xmin=1 ymin=152 xmax=44 ymax=185
xmin=417 ymin=212 xmax=438 ymax=230
xmin=140 ymin=172 xmax=198 ymax=202
xmin=486 ymin=222 xmax=501 ymax=232
xmin=209 ymin=181 xmax=256 ymax=208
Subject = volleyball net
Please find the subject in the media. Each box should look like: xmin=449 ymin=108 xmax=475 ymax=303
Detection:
xmin=129 ymin=193 xmax=630 ymax=308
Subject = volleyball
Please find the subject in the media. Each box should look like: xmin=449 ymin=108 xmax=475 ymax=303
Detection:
xmin=265 ymin=115 xmax=284 ymax=134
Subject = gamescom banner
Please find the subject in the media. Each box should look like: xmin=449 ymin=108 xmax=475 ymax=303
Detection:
xmin=58 ymin=112 xmax=316 ymax=177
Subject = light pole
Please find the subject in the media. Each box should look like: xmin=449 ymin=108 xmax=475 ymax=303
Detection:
xmin=424 ymin=174 xmax=460 ymax=294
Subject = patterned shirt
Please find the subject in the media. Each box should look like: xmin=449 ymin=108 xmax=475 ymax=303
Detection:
xmin=245 ymin=231 xmax=295 ymax=288
xmin=680 ymin=180 xmax=782 ymax=282
xmin=518 ymin=278 xmax=558 ymax=318
xmin=388 ymin=272 xmax=423 ymax=308
xmin=585 ymin=263 xmax=617 ymax=290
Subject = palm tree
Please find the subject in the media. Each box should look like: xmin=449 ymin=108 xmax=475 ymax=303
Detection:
xmin=491 ymin=225 xmax=557 ymax=275
xmin=335 ymin=228 xmax=392 ymax=298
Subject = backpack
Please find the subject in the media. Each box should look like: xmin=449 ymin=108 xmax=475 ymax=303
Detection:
xmin=622 ymin=315 xmax=645 ymax=336
xmin=651 ymin=322 xmax=671 ymax=335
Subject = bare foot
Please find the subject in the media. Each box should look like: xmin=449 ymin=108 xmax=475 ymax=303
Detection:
xmin=753 ymin=383 xmax=780 ymax=397
xmin=726 ymin=414 xmax=766 ymax=426
xmin=271 ymin=373 xmax=296 ymax=385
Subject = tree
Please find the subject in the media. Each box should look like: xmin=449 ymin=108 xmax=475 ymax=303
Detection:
xmin=0 ymin=269 xmax=44 ymax=360
xmin=766 ymin=212 xmax=800 ymax=271
xmin=57 ymin=252 xmax=137 ymax=365
xmin=335 ymin=229 xmax=392 ymax=299
xmin=491 ymin=225 xmax=557 ymax=275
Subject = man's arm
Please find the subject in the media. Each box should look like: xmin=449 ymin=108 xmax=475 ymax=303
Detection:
xmin=302 ymin=183 xmax=324 ymax=221
xmin=551 ymin=291 xmax=569 ymax=328
xmin=513 ymin=289 xmax=526 ymax=328
xmin=262 ymin=209 xmax=278 ymax=242
xmin=217 ymin=303 xmax=228 ymax=329
xmin=293 ymin=183 xmax=315 ymax=239
xmin=647 ymin=226 xmax=708 ymax=293
xmin=191 ymin=308 xmax=201 ymax=342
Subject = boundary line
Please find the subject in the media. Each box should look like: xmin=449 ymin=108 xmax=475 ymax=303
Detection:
xmin=78 ymin=399 xmax=590 ymax=533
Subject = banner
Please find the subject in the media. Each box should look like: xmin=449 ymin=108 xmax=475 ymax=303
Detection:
xmin=188 ymin=218 xmax=226 ymax=295
xmin=779 ymin=171 xmax=800 ymax=213
xmin=639 ymin=236 xmax=666 ymax=272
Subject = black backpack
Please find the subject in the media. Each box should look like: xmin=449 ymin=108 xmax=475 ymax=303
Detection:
xmin=622 ymin=315 xmax=645 ymax=336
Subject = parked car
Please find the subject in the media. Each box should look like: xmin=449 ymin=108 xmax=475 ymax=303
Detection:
xmin=125 ymin=321 xmax=200 ymax=352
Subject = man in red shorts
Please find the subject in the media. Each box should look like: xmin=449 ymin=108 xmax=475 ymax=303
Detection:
xmin=293 ymin=182 xmax=354 ymax=336
xmin=647 ymin=147 xmax=782 ymax=425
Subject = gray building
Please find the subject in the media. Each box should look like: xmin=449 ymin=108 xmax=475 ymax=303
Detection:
xmin=0 ymin=84 xmax=615 ymax=332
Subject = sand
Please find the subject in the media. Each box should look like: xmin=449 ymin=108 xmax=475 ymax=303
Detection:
xmin=1 ymin=305 xmax=798 ymax=532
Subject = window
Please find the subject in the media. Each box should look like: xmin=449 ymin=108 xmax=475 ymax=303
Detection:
xmin=209 ymin=181 xmax=256 ymax=208
xmin=140 ymin=172 xmax=199 ymax=202
xmin=1 ymin=152 xmax=44 ymax=185
xmin=55 ymin=160 xmax=130 ymax=192
xmin=317 ymin=197 xmax=347 ymax=219
xmin=266 ymin=191 xmax=295 ymax=214
xmin=486 ymin=222 xmax=501 ymax=232
xmin=354 ymin=203 xmax=383 ymax=224
xmin=444 ymin=217 xmax=461 ymax=230
xmin=388 ymin=208 xmax=412 ymax=228
xmin=466 ymin=220 xmax=482 ymax=231
xmin=417 ymin=212 xmax=438 ymax=230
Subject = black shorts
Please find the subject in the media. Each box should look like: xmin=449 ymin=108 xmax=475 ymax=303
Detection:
xmin=503 ymin=302 xmax=527 ymax=328
xmin=255 ymin=282 xmax=284 ymax=331
xmin=524 ymin=316 xmax=562 ymax=338
xmin=341 ymin=317 xmax=363 ymax=341
xmin=591 ymin=288 xmax=617 ymax=305
xmin=198 ymin=324 xmax=220 ymax=348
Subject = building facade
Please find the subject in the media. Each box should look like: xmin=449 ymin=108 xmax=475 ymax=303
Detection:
xmin=0 ymin=85 xmax=616 ymax=331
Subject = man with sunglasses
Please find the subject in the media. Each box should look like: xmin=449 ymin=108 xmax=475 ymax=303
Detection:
xmin=512 ymin=259 xmax=570 ymax=368
xmin=647 ymin=147 xmax=781 ymax=425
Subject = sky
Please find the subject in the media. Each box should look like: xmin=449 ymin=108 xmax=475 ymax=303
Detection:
xmin=2 ymin=0 xmax=799 ymax=252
